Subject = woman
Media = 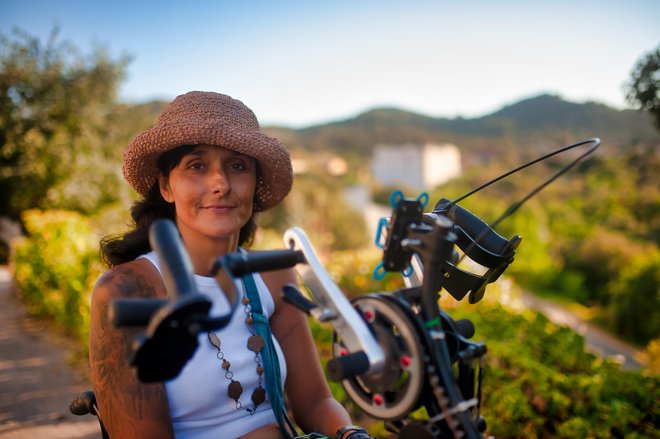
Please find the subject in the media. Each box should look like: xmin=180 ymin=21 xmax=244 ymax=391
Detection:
xmin=89 ymin=91 xmax=371 ymax=439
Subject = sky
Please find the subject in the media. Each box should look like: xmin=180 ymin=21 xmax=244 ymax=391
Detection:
xmin=2 ymin=0 xmax=659 ymax=127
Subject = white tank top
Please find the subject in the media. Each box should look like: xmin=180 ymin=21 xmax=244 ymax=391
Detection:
xmin=138 ymin=251 xmax=287 ymax=439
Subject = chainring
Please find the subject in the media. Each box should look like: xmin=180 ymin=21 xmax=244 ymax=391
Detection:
xmin=333 ymin=294 xmax=425 ymax=420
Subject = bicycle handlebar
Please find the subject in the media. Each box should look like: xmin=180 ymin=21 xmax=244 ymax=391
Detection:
xmin=213 ymin=249 xmax=306 ymax=277
xmin=149 ymin=219 xmax=198 ymax=299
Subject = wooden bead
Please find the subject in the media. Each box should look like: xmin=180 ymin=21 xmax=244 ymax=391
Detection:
xmin=247 ymin=335 xmax=265 ymax=353
xmin=252 ymin=387 xmax=266 ymax=405
xmin=245 ymin=315 xmax=254 ymax=325
xmin=228 ymin=380 xmax=243 ymax=401
xmin=222 ymin=360 xmax=231 ymax=370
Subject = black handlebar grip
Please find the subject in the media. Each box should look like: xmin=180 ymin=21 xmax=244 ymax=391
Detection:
xmin=327 ymin=351 xmax=370 ymax=381
xmin=149 ymin=219 xmax=197 ymax=299
xmin=220 ymin=250 xmax=306 ymax=277
xmin=110 ymin=299 xmax=168 ymax=327
xmin=434 ymin=198 xmax=508 ymax=255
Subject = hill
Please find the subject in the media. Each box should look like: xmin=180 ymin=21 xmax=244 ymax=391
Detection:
xmin=263 ymin=94 xmax=659 ymax=160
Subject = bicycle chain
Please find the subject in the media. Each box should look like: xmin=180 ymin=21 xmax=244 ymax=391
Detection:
xmin=427 ymin=363 xmax=464 ymax=438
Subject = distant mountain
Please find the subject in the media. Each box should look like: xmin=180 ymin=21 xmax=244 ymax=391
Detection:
xmin=119 ymin=93 xmax=658 ymax=161
xmin=476 ymin=94 xmax=654 ymax=140
xmin=263 ymin=94 xmax=658 ymax=158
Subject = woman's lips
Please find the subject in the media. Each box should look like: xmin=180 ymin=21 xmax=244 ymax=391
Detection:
xmin=203 ymin=204 xmax=235 ymax=213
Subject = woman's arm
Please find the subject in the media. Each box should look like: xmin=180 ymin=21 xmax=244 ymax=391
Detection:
xmin=88 ymin=260 xmax=175 ymax=439
xmin=263 ymin=269 xmax=353 ymax=436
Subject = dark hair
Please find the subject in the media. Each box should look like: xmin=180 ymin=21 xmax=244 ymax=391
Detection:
xmin=101 ymin=145 xmax=257 ymax=267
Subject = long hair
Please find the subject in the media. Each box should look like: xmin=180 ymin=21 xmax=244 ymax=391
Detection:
xmin=101 ymin=145 xmax=257 ymax=267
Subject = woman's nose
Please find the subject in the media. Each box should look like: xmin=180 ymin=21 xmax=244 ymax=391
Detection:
xmin=211 ymin=169 xmax=231 ymax=195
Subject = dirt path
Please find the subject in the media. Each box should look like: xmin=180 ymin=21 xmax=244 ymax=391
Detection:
xmin=0 ymin=267 xmax=101 ymax=439
xmin=519 ymin=291 xmax=643 ymax=370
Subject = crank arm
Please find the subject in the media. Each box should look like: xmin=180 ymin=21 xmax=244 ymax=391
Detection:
xmin=283 ymin=227 xmax=385 ymax=376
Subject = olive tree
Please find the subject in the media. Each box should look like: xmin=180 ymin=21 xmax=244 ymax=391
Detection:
xmin=0 ymin=28 xmax=131 ymax=219
xmin=626 ymin=45 xmax=660 ymax=130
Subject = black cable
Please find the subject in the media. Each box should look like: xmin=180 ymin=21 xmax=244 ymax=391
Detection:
xmin=452 ymin=138 xmax=601 ymax=206
xmin=446 ymin=138 xmax=601 ymax=267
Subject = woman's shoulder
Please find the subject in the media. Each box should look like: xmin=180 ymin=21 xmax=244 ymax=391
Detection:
xmin=257 ymin=265 xmax=297 ymax=312
xmin=258 ymin=267 xmax=297 ymax=290
xmin=93 ymin=258 xmax=167 ymax=301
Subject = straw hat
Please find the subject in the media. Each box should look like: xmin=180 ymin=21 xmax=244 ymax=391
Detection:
xmin=123 ymin=91 xmax=292 ymax=211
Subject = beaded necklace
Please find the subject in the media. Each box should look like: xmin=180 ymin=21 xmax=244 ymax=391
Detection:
xmin=207 ymin=294 xmax=266 ymax=414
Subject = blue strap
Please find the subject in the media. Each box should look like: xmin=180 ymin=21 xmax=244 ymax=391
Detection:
xmin=242 ymin=274 xmax=299 ymax=438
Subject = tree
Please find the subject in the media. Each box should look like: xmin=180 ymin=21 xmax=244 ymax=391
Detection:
xmin=0 ymin=28 xmax=130 ymax=220
xmin=626 ymin=45 xmax=660 ymax=129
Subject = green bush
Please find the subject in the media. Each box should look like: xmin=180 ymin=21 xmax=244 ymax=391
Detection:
xmin=12 ymin=209 xmax=103 ymax=342
xmin=325 ymin=247 xmax=404 ymax=298
xmin=609 ymin=249 xmax=660 ymax=344
xmin=452 ymin=301 xmax=659 ymax=438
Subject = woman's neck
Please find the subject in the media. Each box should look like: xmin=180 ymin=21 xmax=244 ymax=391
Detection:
xmin=179 ymin=230 xmax=240 ymax=277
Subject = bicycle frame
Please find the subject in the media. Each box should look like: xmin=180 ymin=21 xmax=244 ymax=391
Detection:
xmin=282 ymin=192 xmax=519 ymax=438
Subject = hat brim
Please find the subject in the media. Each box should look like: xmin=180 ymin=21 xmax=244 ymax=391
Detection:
xmin=123 ymin=121 xmax=292 ymax=211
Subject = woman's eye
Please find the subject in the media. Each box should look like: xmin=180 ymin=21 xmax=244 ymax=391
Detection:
xmin=229 ymin=161 xmax=249 ymax=171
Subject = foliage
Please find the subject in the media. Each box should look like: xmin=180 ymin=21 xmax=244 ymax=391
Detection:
xmin=626 ymin=45 xmax=660 ymax=129
xmin=259 ymin=169 xmax=369 ymax=252
xmin=12 ymin=209 xmax=103 ymax=342
xmin=540 ymin=150 xmax=659 ymax=342
xmin=0 ymin=27 xmax=131 ymax=219
xmin=568 ymin=228 xmax=652 ymax=305
xmin=638 ymin=338 xmax=660 ymax=376
xmin=455 ymin=300 xmax=659 ymax=438
xmin=324 ymin=246 xmax=404 ymax=298
xmin=608 ymin=248 xmax=660 ymax=344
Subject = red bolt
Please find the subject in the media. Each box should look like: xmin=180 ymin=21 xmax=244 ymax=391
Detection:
xmin=363 ymin=310 xmax=374 ymax=321
xmin=373 ymin=394 xmax=383 ymax=406
xmin=401 ymin=355 xmax=411 ymax=367
xmin=340 ymin=348 xmax=348 ymax=356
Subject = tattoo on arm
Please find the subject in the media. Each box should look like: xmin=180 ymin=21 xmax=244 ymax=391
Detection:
xmin=89 ymin=265 xmax=173 ymax=435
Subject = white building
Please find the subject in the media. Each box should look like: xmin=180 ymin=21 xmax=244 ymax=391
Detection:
xmin=371 ymin=142 xmax=462 ymax=190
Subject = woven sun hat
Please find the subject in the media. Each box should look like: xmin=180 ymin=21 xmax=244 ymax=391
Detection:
xmin=123 ymin=91 xmax=293 ymax=211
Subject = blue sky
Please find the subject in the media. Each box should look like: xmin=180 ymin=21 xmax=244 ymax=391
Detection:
xmin=2 ymin=0 xmax=659 ymax=127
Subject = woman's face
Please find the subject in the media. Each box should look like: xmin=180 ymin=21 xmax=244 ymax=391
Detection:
xmin=159 ymin=145 xmax=257 ymax=245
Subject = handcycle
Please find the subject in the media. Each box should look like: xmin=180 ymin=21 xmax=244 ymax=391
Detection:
xmin=71 ymin=138 xmax=600 ymax=438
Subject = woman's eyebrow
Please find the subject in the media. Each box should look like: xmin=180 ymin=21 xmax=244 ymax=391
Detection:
xmin=227 ymin=150 xmax=252 ymax=158
xmin=185 ymin=148 xmax=207 ymax=157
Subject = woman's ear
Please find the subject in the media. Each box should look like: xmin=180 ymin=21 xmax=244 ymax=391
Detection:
xmin=159 ymin=174 xmax=174 ymax=203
